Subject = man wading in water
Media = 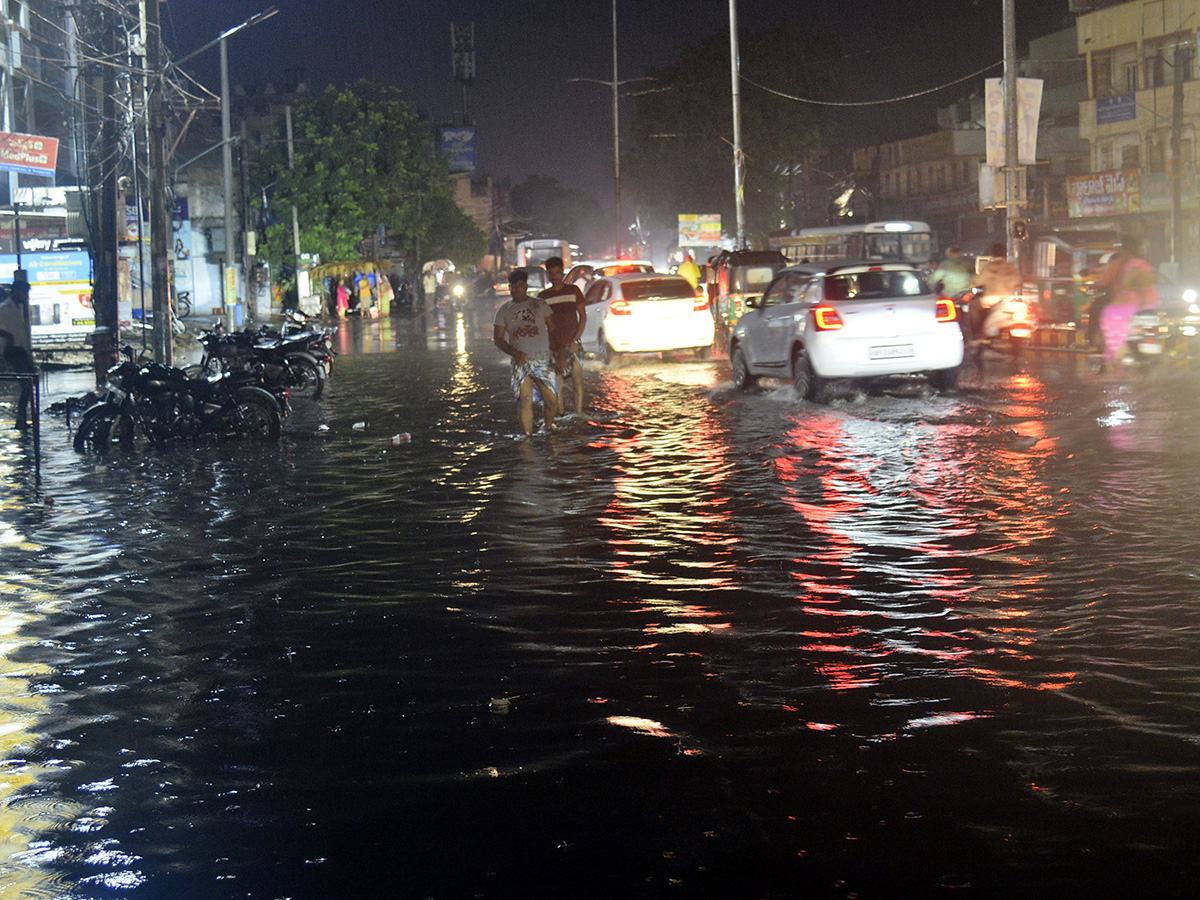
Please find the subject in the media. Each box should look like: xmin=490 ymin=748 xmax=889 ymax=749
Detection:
xmin=540 ymin=256 xmax=587 ymax=418
xmin=493 ymin=268 xmax=559 ymax=436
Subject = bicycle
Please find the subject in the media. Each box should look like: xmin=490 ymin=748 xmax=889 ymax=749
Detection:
xmin=174 ymin=291 xmax=192 ymax=319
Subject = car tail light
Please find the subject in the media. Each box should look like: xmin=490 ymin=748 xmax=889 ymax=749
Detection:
xmin=609 ymin=299 xmax=632 ymax=315
xmin=813 ymin=305 xmax=844 ymax=330
xmin=692 ymin=293 xmax=709 ymax=312
xmin=935 ymin=298 xmax=957 ymax=322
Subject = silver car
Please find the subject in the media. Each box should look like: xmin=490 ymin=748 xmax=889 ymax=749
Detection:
xmin=729 ymin=262 xmax=964 ymax=400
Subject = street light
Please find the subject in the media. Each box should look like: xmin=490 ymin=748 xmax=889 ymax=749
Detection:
xmin=569 ymin=1 xmax=649 ymax=258
xmin=174 ymin=6 xmax=280 ymax=330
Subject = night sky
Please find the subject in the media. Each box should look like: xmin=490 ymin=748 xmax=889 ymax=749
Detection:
xmin=163 ymin=0 xmax=1074 ymax=218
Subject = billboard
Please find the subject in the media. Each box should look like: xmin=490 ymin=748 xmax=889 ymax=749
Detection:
xmin=984 ymin=78 xmax=1043 ymax=167
xmin=441 ymin=127 xmax=476 ymax=174
xmin=0 ymin=131 xmax=59 ymax=177
xmin=678 ymin=214 xmax=721 ymax=247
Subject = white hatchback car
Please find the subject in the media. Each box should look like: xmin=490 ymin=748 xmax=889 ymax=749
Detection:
xmin=581 ymin=273 xmax=715 ymax=365
xmin=729 ymin=262 xmax=964 ymax=400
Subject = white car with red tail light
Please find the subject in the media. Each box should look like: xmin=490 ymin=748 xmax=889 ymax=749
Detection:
xmin=580 ymin=272 xmax=714 ymax=366
xmin=729 ymin=262 xmax=964 ymax=400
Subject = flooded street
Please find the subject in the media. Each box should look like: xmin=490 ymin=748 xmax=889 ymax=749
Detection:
xmin=4 ymin=310 xmax=1200 ymax=898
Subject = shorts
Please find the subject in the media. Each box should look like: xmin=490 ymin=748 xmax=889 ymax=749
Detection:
xmin=557 ymin=345 xmax=584 ymax=378
xmin=510 ymin=359 xmax=559 ymax=402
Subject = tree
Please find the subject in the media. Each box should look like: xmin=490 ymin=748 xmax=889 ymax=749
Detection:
xmin=254 ymin=80 xmax=486 ymax=280
xmin=625 ymin=23 xmax=839 ymax=249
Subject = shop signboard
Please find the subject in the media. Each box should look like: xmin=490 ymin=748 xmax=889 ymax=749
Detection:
xmin=1065 ymin=169 xmax=1141 ymax=217
xmin=0 ymin=251 xmax=93 ymax=346
xmin=0 ymin=131 xmax=58 ymax=177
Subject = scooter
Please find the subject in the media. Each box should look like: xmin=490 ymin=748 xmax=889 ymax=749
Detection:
xmin=957 ymin=287 xmax=1036 ymax=361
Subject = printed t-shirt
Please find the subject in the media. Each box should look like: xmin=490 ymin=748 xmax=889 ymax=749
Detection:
xmin=495 ymin=297 xmax=554 ymax=361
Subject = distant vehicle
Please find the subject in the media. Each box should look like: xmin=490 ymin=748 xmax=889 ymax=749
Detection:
xmin=516 ymin=238 xmax=572 ymax=269
xmin=564 ymin=259 xmax=654 ymax=293
xmin=490 ymin=266 xmax=549 ymax=308
xmin=730 ymin=262 xmax=963 ymax=400
xmin=708 ymin=249 xmax=788 ymax=343
xmin=580 ymin=272 xmax=714 ymax=366
xmin=768 ymin=220 xmax=936 ymax=267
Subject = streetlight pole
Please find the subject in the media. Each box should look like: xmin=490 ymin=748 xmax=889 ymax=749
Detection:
xmin=612 ymin=0 xmax=621 ymax=258
xmin=569 ymin=4 xmax=650 ymax=260
xmin=729 ymin=0 xmax=745 ymax=249
xmin=173 ymin=6 xmax=279 ymax=331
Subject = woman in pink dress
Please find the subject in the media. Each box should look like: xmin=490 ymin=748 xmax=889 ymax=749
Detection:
xmin=335 ymin=279 xmax=350 ymax=318
xmin=1098 ymin=245 xmax=1158 ymax=371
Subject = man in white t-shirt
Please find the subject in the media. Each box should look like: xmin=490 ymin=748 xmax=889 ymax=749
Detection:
xmin=493 ymin=268 xmax=559 ymax=435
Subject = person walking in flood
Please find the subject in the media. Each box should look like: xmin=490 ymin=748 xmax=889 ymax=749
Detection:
xmin=493 ymin=268 xmax=559 ymax=436
xmin=0 ymin=278 xmax=36 ymax=431
xmin=1090 ymin=239 xmax=1158 ymax=373
xmin=540 ymin=256 xmax=587 ymax=418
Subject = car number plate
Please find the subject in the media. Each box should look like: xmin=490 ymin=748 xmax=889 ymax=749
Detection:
xmin=1138 ymin=341 xmax=1164 ymax=355
xmin=869 ymin=344 xmax=914 ymax=360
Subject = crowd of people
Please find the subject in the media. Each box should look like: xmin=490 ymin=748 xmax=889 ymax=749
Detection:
xmin=929 ymin=237 xmax=1161 ymax=374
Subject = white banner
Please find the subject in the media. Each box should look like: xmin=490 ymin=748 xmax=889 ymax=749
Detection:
xmin=984 ymin=77 xmax=1043 ymax=167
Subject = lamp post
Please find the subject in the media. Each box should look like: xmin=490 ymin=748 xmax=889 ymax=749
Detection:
xmin=569 ymin=2 xmax=649 ymax=258
xmin=174 ymin=6 xmax=279 ymax=331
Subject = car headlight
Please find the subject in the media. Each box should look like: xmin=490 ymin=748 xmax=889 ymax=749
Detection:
xmin=1184 ymin=289 xmax=1198 ymax=304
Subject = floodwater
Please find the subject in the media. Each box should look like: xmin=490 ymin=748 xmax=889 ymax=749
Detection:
xmin=3 ymin=310 xmax=1200 ymax=899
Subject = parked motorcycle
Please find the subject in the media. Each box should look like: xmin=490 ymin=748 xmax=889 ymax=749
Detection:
xmin=195 ymin=323 xmax=326 ymax=400
xmin=73 ymin=345 xmax=282 ymax=453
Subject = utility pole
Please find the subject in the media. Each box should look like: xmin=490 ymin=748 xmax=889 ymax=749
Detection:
xmin=1002 ymin=0 xmax=1020 ymax=260
xmin=1171 ymin=42 xmax=1185 ymax=265
xmin=221 ymin=37 xmax=237 ymax=330
xmin=90 ymin=2 xmax=121 ymax=381
xmin=729 ymin=0 xmax=745 ymax=249
xmin=612 ymin=0 xmax=621 ymax=257
xmin=146 ymin=0 xmax=172 ymax=364
xmin=285 ymin=105 xmax=306 ymax=301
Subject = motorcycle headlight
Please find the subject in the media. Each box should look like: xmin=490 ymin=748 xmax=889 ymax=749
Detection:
xmin=453 ymin=284 xmax=465 ymax=297
xmin=1184 ymin=289 xmax=1198 ymax=304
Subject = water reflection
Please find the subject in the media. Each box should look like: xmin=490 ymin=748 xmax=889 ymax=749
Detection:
xmin=4 ymin=334 xmax=1200 ymax=897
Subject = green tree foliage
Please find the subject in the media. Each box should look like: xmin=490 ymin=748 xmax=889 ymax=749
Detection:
xmin=509 ymin=175 xmax=601 ymax=244
xmin=254 ymin=80 xmax=486 ymax=278
xmin=625 ymin=23 xmax=838 ymax=248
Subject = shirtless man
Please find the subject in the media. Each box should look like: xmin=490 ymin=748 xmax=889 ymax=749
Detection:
xmin=493 ymin=268 xmax=559 ymax=435
xmin=540 ymin=256 xmax=587 ymax=417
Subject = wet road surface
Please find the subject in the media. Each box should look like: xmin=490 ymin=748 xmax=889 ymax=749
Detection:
xmin=2 ymin=310 xmax=1200 ymax=898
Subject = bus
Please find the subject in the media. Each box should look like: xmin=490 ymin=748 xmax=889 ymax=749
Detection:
xmin=768 ymin=220 xmax=936 ymax=267
xmin=516 ymin=238 xmax=572 ymax=269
